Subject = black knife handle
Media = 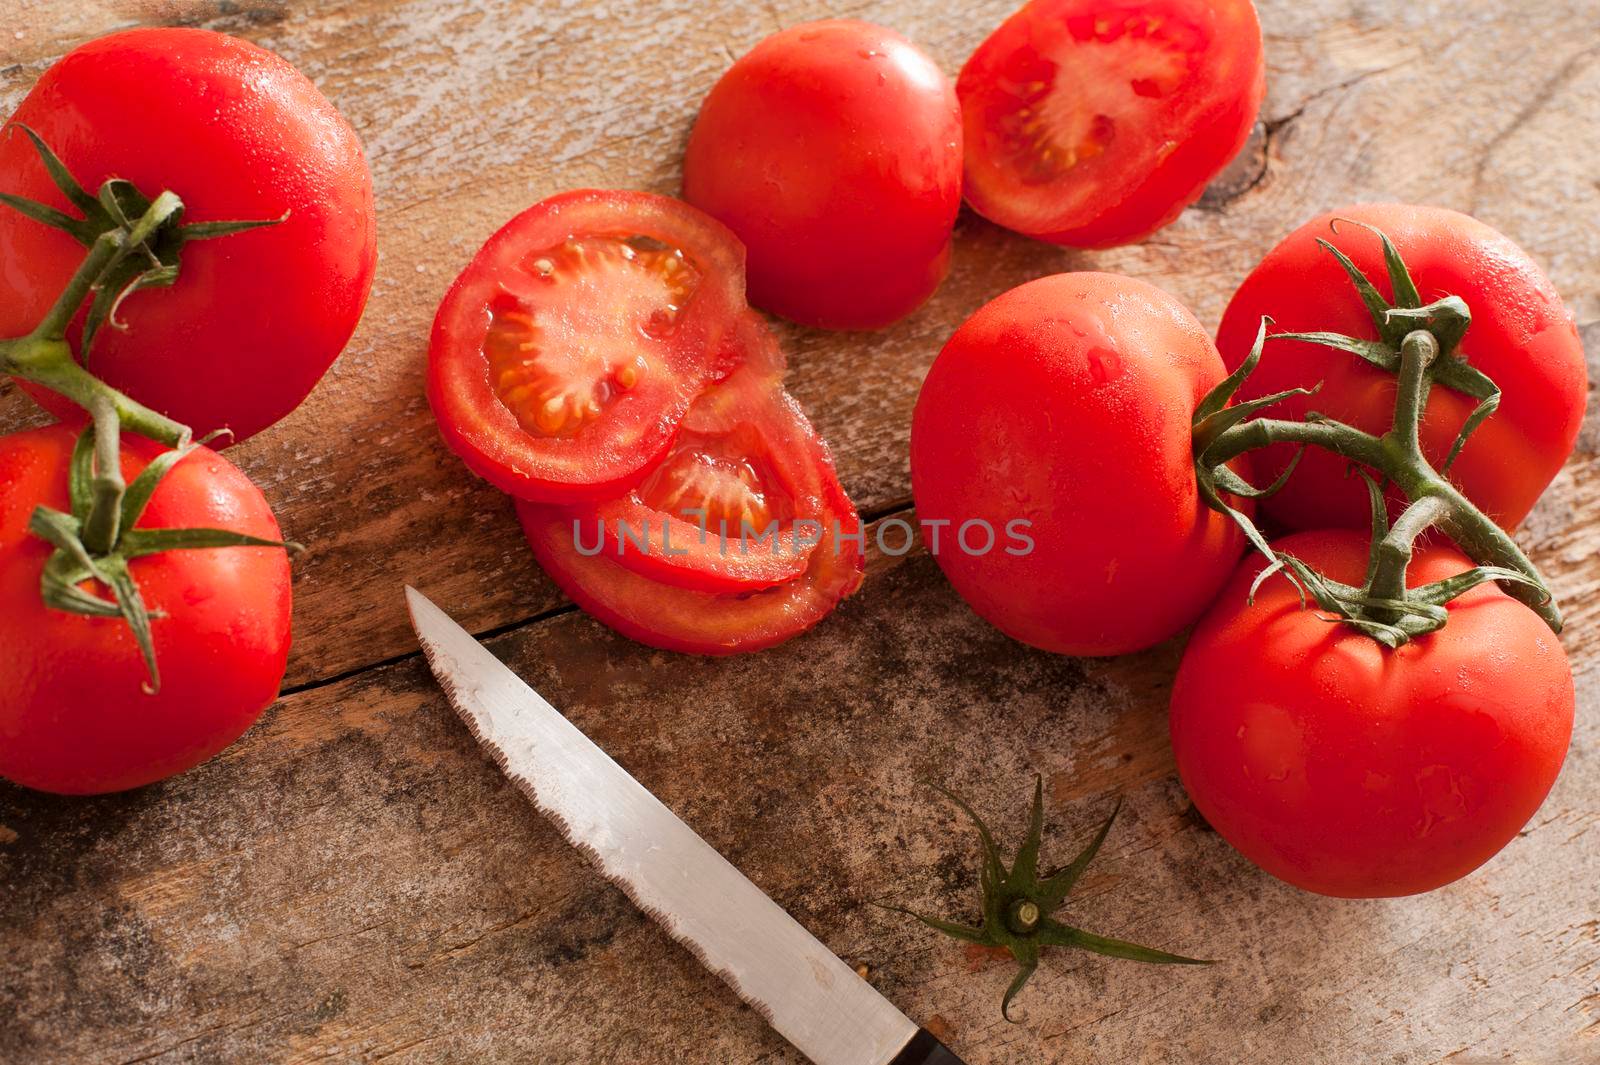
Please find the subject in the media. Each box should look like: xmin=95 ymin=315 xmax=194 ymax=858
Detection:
xmin=888 ymin=1027 xmax=966 ymax=1065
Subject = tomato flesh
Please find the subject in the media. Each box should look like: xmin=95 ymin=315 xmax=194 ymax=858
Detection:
xmin=429 ymin=190 xmax=747 ymax=502
xmin=518 ymin=338 xmax=863 ymax=653
xmin=984 ymin=17 xmax=1193 ymax=184
xmin=958 ymin=0 xmax=1264 ymax=246
xmin=519 ymin=482 xmax=861 ymax=655
xmin=573 ymin=317 xmax=819 ymax=591
xmin=1172 ymin=530 xmax=1574 ymax=897
xmin=485 ymin=236 xmax=700 ymax=439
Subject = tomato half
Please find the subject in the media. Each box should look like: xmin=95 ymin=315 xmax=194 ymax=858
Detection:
xmin=0 ymin=424 xmax=293 ymax=794
xmin=1216 ymin=204 xmax=1588 ymax=531
xmin=683 ymin=20 xmax=963 ymax=330
xmin=429 ymin=190 xmax=750 ymax=502
xmin=958 ymin=0 xmax=1264 ymax=247
xmin=910 ymin=272 xmax=1246 ymax=656
xmin=0 ymin=28 xmax=376 ymax=444
xmin=1171 ymin=529 xmax=1573 ymax=898
xmin=516 ymin=383 xmax=864 ymax=653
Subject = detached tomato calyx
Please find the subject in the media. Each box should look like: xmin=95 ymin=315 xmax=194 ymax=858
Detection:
xmin=0 ymin=124 xmax=283 ymax=446
xmin=26 ymin=423 xmax=299 ymax=694
xmin=1192 ymin=222 xmax=1560 ymax=646
xmin=881 ymin=776 xmax=1209 ymax=1023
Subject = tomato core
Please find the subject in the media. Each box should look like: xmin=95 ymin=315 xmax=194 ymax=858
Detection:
xmin=485 ymin=235 xmax=702 ymax=438
xmin=990 ymin=15 xmax=1194 ymax=188
xmin=635 ymin=425 xmax=792 ymax=536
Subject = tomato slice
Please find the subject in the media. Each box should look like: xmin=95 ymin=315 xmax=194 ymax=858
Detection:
xmin=957 ymin=0 xmax=1264 ymax=247
xmin=428 ymin=190 xmax=748 ymax=502
xmin=572 ymin=314 xmax=829 ymax=592
xmin=516 ymin=380 xmax=865 ymax=653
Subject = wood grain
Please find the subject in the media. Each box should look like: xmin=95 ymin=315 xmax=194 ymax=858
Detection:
xmin=2 ymin=0 xmax=1599 ymax=1062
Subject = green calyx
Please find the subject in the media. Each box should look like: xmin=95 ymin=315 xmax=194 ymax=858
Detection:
xmin=28 ymin=420 xmax=298 ymax=694
xmin=0 ymin=123 xmax=284 ymax=448
xmin=0 ymin=123 xmax=285 ymax=359
xmin=882 ymin=777 xmax=1209 ymax=1022
xmin=1192 ymin=220 xmax=1559 ymax=648
xmin=0 ymin=125 xmax=297 ymax=693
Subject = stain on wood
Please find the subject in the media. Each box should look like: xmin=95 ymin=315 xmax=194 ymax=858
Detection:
xmin=2 ymin=1 xmax=1599 ymax=1062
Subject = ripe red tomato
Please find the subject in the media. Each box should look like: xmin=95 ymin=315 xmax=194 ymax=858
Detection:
xmin=429 ymin=190 xmax=750 ymax=503
xmin=958 ymin=0 xmax=1264 ymax=247
xmin=910 ymin=272 xmax=1245 ymax=656
xmin=0 ymin=28 xmax=377 ymax=444
xmin=683 ymin=19 xmax=962 ymax=330
xmin=1170 ymin=530 xmax=1573 ymax=897
xmin=516 ymin=352 xmax=864 ymax=652
xmin=0 ymin=424 xmax=293 ymax=795
xmin=1216 ymin=204 xmax=1587 ymax=531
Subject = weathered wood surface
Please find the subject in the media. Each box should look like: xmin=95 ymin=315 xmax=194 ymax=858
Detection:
xmin=2 ymin=1 xmax=1599 ymax=1062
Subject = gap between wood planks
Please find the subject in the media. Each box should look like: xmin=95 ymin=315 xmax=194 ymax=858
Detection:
xmin=274 ymin=495 xmax=920 ymax=699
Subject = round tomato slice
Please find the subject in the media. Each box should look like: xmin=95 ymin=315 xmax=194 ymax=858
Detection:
xmin=516 ymin=415 xmax=864 ymax=654
xmin=575 ymin=315 xmax=824 ymax=592
xmin=958 ymin=0 xmax=1264 ymax=247
xmin=428 ymin=190 xmax=748 ymax=502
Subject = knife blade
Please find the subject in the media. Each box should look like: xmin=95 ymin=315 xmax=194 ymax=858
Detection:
xmin=406 ymin=588 xmax=964 ymax=1065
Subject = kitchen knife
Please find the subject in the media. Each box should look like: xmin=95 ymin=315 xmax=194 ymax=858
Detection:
xmin=406 ymin=587 xmax=965 ymax=1065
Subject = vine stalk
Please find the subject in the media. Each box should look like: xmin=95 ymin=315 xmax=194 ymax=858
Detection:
xmin=1193 ymin=222 xmax=1562 ymax=645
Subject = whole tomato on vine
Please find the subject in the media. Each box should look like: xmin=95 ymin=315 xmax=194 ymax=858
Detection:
xmin=1170 ymin=529 xmax=1572 ymax=897
xmin=0 ymin=27 xmax=377 ymax=444
xmin=0 ymin=29 xmax=344 ymax=793
xmin=0 ymin=425 xmax=293 ymax=795
xmin=911 ymin=272 xmax=1248 ymax=656
xmin=1215 ymin=204 xmax=1586 ymax=532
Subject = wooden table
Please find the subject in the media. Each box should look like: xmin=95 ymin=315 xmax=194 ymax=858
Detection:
xmin=3 ymin=1 xmax=1598 ymax=1061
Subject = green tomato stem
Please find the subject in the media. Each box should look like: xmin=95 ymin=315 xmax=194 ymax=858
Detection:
xmin=1432 ymin=477 xmax=1561 ymax=630
xmin=1 ymin=191 xmax=192 ymax=448
xmin=1197 ymin=313 xmax=1560 ymax=637
xmin=1199 ymin=415 xmax=1389 ymax=472
xmin=32 ymin=229 xmax=122 ymax=341
xmin=1389 ymin=330 xmax=1438 ymax=456
xmin=1 ymin=336 xmax=190 ymax=448
xmin=80 ymin=396 xmax=125 ymax=555
xmin=1006 ymin=898 xmax=1042 ymax=936
xmin=1372 ymin=327 xmax=1558 ymax=629
xmin=1367 ymin=494 xmax=1449 ymax=615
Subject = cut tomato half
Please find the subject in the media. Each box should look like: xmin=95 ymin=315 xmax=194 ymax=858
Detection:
xmin=570 ymin=314 xmax=831 ymax=592
xmin=428 ymin=190 xmax=748 ymax=502
xmin=957 ymin=0 xmax=1264 ymax=247
xmin=517 ymin=388 xmax=865 ymax=654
